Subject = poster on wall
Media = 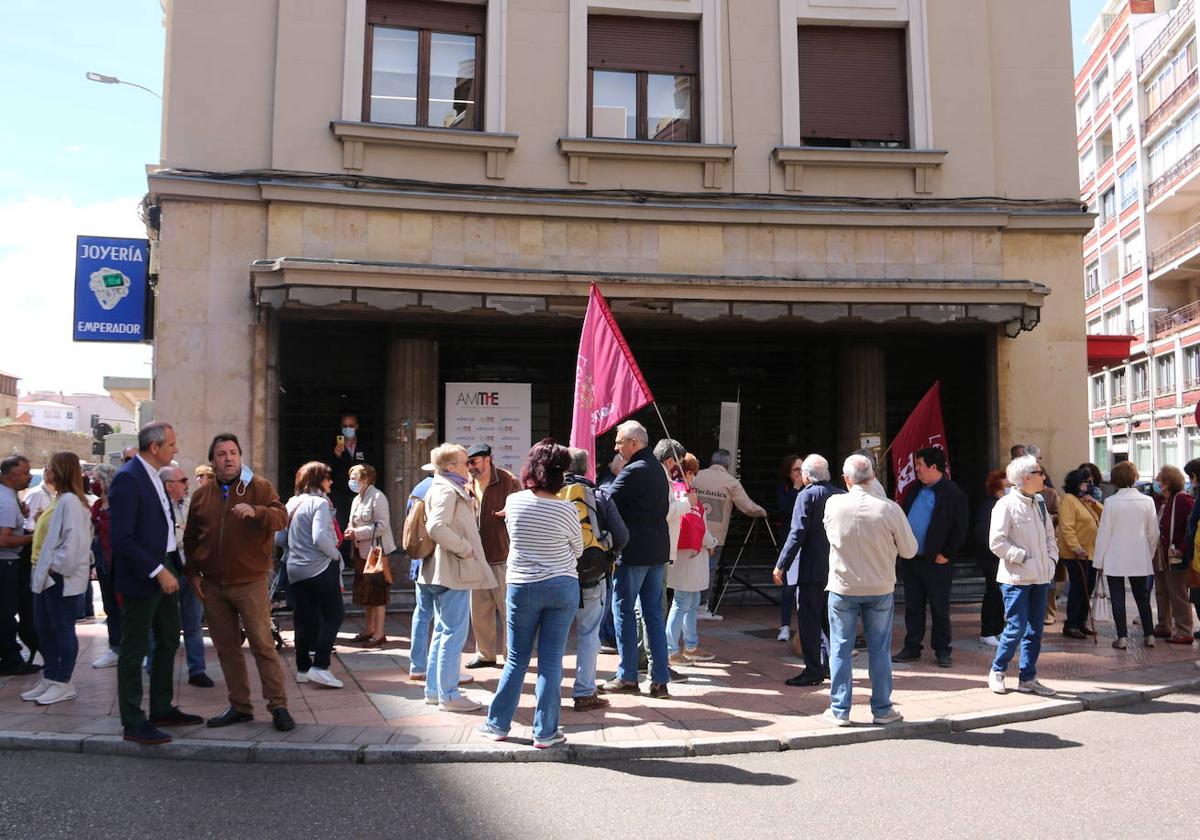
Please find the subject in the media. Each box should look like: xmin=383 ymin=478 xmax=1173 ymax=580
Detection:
xmin=445 ymin=383 xmax=532 ymax=476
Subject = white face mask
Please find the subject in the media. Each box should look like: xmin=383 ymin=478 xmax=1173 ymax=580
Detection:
xmin=240 ymin=464 xmax=253 ymax=484
xmin=348 ymin=479 xmax=361 ymax=494
xmin=342 ymin=426 xmax=357 ymax=439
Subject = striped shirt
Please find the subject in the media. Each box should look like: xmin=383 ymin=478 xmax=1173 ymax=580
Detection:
xmin=504 ymin=490 xmax=583 ymax=584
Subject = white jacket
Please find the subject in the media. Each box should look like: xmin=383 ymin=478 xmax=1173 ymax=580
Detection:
xmin=989 ymin=490 xmax=1058 ymax=586
xmin=349 ymin=484 xmax=397 ymax=558
xmin=667 ymin=523 xmax=718 ymax=592
xmin=1092 ymin=487 xmax=1157 ymax=577
xmin=823 ymin=485 xmax=918 ymax=596
xmin=31 ymin=493 xmax=93 ymax=596
xmin=691 ymin=464 xmax=766 ymax=545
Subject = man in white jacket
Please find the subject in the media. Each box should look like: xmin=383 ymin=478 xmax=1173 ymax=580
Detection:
xmin=691 ymin=450 xmax=768 ymax=620
xmin=987 ymin=455 xmax=1059 ymax=697
xmin=822 ymin=454 xmax=918 ymax=727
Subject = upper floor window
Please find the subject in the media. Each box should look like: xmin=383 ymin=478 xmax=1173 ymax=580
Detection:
xmin=1085 ymin=260 xmax=1100 ymax=296
xmin=798 ymin=25 xmax=908 ymax=148
xmin=1100 ymin=186 xmax=1117 ymax=224
xmin=1077 ymin=91 xmax=1092 ymax=128
xmin=1119 ymin=162 xmax=1139 ymax=208
xmin=1132 ymin=362 xmax=1150 ymax=398
xmin=1093 ymin=68 xmax=1110 ymax=103
xmin=587 ymin=16 xmax=699 ymax=142
xmin=1185 ymin=344 xmax=1200 ymax=387
xmin=1117 ymin=103 xmax=1135 ymax=143
xmin=1156 ymin=353 xmax=1177 ymax=394
xmin=364 ymin=0 xmax=485 ymax=131
xmin=1092 ymin=374 xmax=1107 ymax=409
xmin=1113 ymin=38 xmax=1131 ymax=79
xmin=1111 ymin=367 xmax=1128 ymax=402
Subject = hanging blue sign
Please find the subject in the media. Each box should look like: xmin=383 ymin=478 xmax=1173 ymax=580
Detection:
xmin=73 ymin=235 xmax=149 ymax=342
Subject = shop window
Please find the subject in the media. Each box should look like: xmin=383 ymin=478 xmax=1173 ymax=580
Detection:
xmin=798 ymin=25 xmax=908 ymax=148
xmin=1159 ymin=429 xmax=1180 ymax=468
xmin=1093 ymin=436 xmax=1110 ymax=474
xmin=364 ymin=0 xmax=484 ymax=130
xmin=587 ymin=16 xmax=699 ymax=142
xmin=1134 ymin=432 xmax=1152 ymax=475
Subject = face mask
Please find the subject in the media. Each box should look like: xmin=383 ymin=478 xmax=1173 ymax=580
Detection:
xmin=1153 ymin=481 xmax=1163 ymax=495
xmin=342 ymin=427 xmax=357 ymax=439
xmin=348 ymin=479 xmax=361 ymax=494
xmin=240 ymin=464 xmax=254 ymax=485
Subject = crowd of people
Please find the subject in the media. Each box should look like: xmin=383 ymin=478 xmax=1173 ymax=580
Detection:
xmin=3 ymin=417 xmax=1200 ymax=746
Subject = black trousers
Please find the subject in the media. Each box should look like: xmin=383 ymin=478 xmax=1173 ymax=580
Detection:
xmin=1107 ymin=575 xmax=1154 ymax=639
xmin=291 ymin=561 xmax=346 ymax=672
xmin=977 ymin=552 xmax=1005 ymax=638
xmin=16 ymin=549 xmax=38 ymax=662
xmin=0 ymin=558 xmax=21 ymax=666
xmin=794 ymin=582 xmax=827 ymax=673
xmin=1064 ymin=558 xmax=1097 ymax=631
xmin=901 ymin=556 xmax=953 ymax=654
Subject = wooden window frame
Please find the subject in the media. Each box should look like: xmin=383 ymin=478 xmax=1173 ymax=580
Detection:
xmin=362 ymin=2 xmax=485 ymax=131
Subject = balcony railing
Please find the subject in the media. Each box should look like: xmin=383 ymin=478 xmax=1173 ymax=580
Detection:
xmin=1144 ymin=69 xmax=1199 ymax=137
xmin=1154 ymin=299 xmax=1200 ymax=336
xmin=1149 ymin=219 xmax=1200 ymax=272
xmin=1139 ymin=0 xmax=1195 ymax=76
xmin=1147 ymin=141 xmax=1200 ymax=203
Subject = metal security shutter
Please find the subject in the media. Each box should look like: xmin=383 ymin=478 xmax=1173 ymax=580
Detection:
xmin=798 ymin=25 xmax=909 ymax=145
xmin=367 ymin=0 xmax=485 ymax=34
xmin=588 ymin=15 xmax=700 ymax=75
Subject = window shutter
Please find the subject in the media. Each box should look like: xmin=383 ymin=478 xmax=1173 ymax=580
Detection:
xmin=588 ymin=16 xmax=699 ymax=75
xmin=368 ymin=0 xmax=486 ymax=34
xmin=798 ymin=26 xmax=909 ymax=145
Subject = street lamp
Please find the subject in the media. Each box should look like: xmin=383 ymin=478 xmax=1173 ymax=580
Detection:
xmin=85 ymin=71 xmax=161 ymax=99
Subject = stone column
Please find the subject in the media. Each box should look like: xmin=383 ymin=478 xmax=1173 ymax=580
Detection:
xmin=384 ymin=335 xmax=439 ymax=539
xmin=837 ymin=341 xmax=887 ymax=484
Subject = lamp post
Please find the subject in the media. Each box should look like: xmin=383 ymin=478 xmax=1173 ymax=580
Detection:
xmin=85 ymin=71 xmax=161 ymax=99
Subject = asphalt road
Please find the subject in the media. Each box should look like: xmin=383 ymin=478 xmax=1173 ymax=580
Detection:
xmin=2 ymin=693 xmax=1197 ymax=839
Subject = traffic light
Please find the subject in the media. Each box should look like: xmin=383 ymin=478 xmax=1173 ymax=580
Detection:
xmin=92 ymin=441 xmax=104 ymax=457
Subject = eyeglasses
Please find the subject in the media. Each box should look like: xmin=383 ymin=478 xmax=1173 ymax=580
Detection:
xmin=1030 ymin=470 xmax=1045 ymax=476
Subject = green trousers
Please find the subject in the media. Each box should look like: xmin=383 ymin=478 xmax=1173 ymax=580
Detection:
xmin=117 ymin=585 xmax=181 ymax=727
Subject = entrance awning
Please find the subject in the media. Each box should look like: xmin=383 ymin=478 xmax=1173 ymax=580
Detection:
xmin=1086 ymin=334 xmax=1136 ymax=371
xmin=249 ymin=257 xmax=1049 ymax=336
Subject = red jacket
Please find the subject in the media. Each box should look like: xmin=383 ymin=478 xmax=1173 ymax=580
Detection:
xmin=1156 ymin=491 xmax=1194 ymax=556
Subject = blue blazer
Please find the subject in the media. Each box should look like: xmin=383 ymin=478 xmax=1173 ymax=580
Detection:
xmin=776 ymin=481 xmax=844 ymax=585
xmin=109 ymin=458 xmax=171 ymax=598
xmin=608 ymin=446 xmax=669 ymax=567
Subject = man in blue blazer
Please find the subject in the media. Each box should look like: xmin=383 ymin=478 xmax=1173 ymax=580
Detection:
xmin=109 ymin=422 xmax=202 ymax=744
xmin=775 ymin=454 xmax=844 ymax=687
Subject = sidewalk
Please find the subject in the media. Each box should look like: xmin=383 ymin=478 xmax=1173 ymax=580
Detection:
xmin=2 ymin=602 xmax=1198 ymax=763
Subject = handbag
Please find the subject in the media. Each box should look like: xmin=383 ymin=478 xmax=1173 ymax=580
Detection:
xmin=362 ymin=523 xmax=393 ymax=585
xmin=1089 ymin=573 xmax=1113 ymax=627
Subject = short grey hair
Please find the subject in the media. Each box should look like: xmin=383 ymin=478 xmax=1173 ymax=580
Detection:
xmin=158 ymin=465 xmax=184 ymax=482
xmin=851 ymin=448 xmax=878 ymax=471
xmin=616 ymin=420 xmax=648 ymax=447
xmin=801 ymin=454 xmax=830 ymax=483
xmin=842 ymin=454 xmax=874 ymax=485
xmin=1006 ymin=455 xmax=1039 ymax=487
xmin=653 ymin=438 xmax=684 ymax=463
xmin=92 ymin=463 xmax=116 ymax=493
xmin=1025 ymin=444 xmax=1041 ymax=458
xmin=568 ymin=447 xmax=589 ymax=475
xmin=138 ymin=421 xmax=173 ymax=452
xmin=709 ymin=449 xmax=732 ymax=468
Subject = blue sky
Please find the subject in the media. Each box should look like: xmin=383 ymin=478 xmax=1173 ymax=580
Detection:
xmin=1072 ymin=0 xmax=1112 ymax=72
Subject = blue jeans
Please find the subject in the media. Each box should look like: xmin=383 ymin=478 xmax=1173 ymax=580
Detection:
xmin=992 ymin=583 xmax=1050 ymax=682
xmin=828 ymin=592 xmax=895 ymax=718
xmin=599 ymin=576 xmax=616 ymax=647
xmin=487 ymin=576 xmax=579 ymax=739
xmin=409 ymin=581 xmax=435 ymax=675
xmin=666 ymin=589 xmax=701 ymax=654
xmin=614 ymin=563 xmax=670 ymax=684
xmin=573 ymin=582 xmax=606 ymax=698
xmin=424 ymin=586 xmax=471 ymax=702
xmin=32 ymin=575 xmax=85 ymax=683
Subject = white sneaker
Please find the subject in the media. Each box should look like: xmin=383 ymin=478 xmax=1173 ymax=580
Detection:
xmin=91 ymin=649 xmax=119 ymax=669
xmin=872 ymin=708 xmax=903 ymax=725
xmin=296 ymin=670 xmax=310 ymax=683
xmin=1143 ymin=635 xmax=1156 ymax=648
xmin=21 ymin=678 xmax=52 ymax=702
xmin=307 ymin=667 xmax=343 ymax=689
xmin=424 ymin=695 xmax=439 ymax=705
xmin=1017 ymin=678 xmax=1056 ymax=697
xmin=35 ymin=681 xmax=77 ymax=705
xmin=822 ymin=708 xmax=851 ymax=727
xmin=534 ymin=729 xmax=566 ymax=748
xmin=988 ymin=670 xmax=1006 ymax=694
xmin=697 ymin=607 xmax=723 ymax=622
xmin=979 ymin=635 xmax=1001 ymax=648
xmin=1112 ymin=637 xmax=1128 ymax=650
xmin=776 ymin=626 xmax=791 ymax=642
xmin=440 ymin=696 xmax=482 ymax=713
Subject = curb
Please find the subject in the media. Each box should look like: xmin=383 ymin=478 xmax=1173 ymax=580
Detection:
xmin=4 ymin=673 xmax=1198 ymax=765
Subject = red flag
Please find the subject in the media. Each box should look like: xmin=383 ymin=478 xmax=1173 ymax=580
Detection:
xmin=890 ymin=381 xmax=949 ymax=501
xmin=570 ymin=285 xmax=655 ymax=480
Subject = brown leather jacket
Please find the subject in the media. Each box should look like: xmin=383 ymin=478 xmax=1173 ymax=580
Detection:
xmin=475 ymin=467 xmax=520 ymax=565
xmin=183 ymin=475 xmax=288 ymax=585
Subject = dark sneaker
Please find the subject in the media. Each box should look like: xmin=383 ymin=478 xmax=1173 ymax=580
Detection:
xmin=150 ymin=706 xmax=204 ymax=726
xmin=649 ymin=683 xmax=671 ymax=699
xmin=785 ymin=670 xmax=825 ymax=687
xmin=573 ymin=693 xmax=611 ymax=711
xmin=123 ymin=721 xmax=172 ymax=745
xmin=272 ymin=708 xmax=296 ymax=732
xmin=891 ymin=648 xmax=921 ymax=663
xmin=0 ymin=661 xmax=41 ymax=677
xmin=464 ymin=657 xmax=498 ymax=669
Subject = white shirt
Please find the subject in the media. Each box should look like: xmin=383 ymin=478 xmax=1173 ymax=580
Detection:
xmin=138 ymin=454 xmax=174 ymax=579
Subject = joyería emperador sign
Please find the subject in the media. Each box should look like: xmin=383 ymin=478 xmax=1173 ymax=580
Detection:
xmin=73 ymin=235 xmax=149 ymax=343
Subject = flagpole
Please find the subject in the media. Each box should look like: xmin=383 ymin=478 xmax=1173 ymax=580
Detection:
xmin=651 ymin=401 xmax=684 ymax=470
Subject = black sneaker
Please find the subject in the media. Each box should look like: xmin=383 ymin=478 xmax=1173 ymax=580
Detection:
xmin=272 ymin=708 xmax=296 ymax=732
xmin=123 ymin=721 xmax=172 ymax=745
xmin=464 ymin=657 xmax=498 ymax=670
xmin=206 ymin=706 xmax=254 ymax=728
xmin=891 ymin=648 xmax=921 ymax=663
xmin=784 ymin=671 xmax=825 ymax=687
xmin=649 ymin=683 xmax=671 ymax=699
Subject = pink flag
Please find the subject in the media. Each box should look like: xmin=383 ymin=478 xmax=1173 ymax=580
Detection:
xmin=570 ymin=285 xmax=655 ymax=480
xmin=891 ymin=381 xmax=950 ymax=501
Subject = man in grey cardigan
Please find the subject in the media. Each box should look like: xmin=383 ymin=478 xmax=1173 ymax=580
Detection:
xmin=822 ymin=454 xmax=918 ymax=727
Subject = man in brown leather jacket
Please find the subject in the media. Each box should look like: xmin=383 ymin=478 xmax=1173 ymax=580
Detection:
xmin=464 ymin=444 xmax=520 ymax=669
xmin=184 ymin=433 xmax=292 ymax=732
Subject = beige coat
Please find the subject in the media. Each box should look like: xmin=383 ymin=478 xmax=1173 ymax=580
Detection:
xmin=349 ymin=484 xmax=397 ymax=559
xmin=691 ymin=464 xmax=766 ymax=545
xmin=421 ymin=474 xmax=497 ymax=591
xmin=823 ymin=485 xmax=918 ymax=596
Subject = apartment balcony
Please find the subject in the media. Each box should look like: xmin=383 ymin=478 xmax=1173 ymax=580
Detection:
xmin=1153 ymin=299 xmax=1200 ymax=337
xmin=1147 ymin=142 xmax=1200 ymax=210
xmin=1149 ymin=219 xmax=1200 ymax=280
xmin=1139 ymin=0 xmax=1195 ymax=77
xmin=1143 ymin=69 xmax=1199 ymax=139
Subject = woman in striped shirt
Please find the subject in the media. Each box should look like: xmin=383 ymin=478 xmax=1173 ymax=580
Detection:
xmin=477 ymin=439 xmax=583 ymax=748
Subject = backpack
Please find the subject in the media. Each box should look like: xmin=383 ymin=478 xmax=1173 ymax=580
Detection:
xmin=402 ymin=496 xmax=435 ymax=560
xmin=558 ymin=480 xmax=614 ymax=586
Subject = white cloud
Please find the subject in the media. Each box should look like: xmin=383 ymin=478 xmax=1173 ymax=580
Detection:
xmin=0 ymin=195 xmax=153 ymax=394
